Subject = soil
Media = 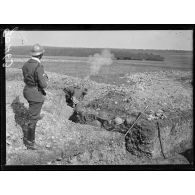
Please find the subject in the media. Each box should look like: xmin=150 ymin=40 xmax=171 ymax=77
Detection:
xmin=6 ymin=68 xmax=193 ymax=165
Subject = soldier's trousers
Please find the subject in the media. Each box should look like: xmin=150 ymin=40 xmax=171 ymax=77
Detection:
xmin=28 ymin=101 xmax=43 ymax=128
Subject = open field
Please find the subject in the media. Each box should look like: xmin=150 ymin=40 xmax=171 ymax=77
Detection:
xmin=11 ymin=46 xmax=193 ymax=61
xmin=11 ymin=46 xmax=193 ymax=70
xmin=9 ymin=49 xmax=192 ymax=84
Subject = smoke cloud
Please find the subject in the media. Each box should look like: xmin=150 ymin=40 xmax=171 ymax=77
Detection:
xmin=87 ymin=49 xmax=114 ymax=77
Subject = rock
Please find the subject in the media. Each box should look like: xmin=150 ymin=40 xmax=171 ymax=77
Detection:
xmin=56 ymin=157 xmax=62 ymax=161
xmin=114 ymin=117 xmax=123 ymax=125
xmin=155 ymin=112 xmax=162 ymax=117
xmin=157 ymin=109 xmax=164 ymax=113
xmin=148 ymin=114 xmax=157 ymax=120
xmin=47 ymin=161 xmax=52 ymax=165
xmin=99 ymin=111 xmax=109 ymax=120
xmin=70 ymin=157 xmax=78 ymax=164
xmin=125 ymin=117 xmax=134 ymax=125
xmin=90 ymin=120 xmax=102 ymax=127
xmin=46 ymin=144 xmax=51 ymax=148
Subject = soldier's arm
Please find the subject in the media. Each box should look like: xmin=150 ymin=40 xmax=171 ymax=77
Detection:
xmin=36 ymin=65 xmax=48 ymax=89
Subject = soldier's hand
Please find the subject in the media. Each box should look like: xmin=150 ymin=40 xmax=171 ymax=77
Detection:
xmin=43 ymin=73 xmax=49 ymax=88
xmin=43 ymin=73 xmax=49 ymax=80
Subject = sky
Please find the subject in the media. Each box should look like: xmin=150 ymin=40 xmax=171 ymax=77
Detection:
xmin=7 ymin=30 xmax=193 ymax=51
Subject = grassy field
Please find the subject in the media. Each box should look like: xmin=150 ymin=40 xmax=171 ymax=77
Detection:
xmin=9 ymin=52 xmax=192 ymax=85
xmin=7 ymin=46 xmax=193 ymax=85
xmin=11 ymin=46 xmax=192 ymax=60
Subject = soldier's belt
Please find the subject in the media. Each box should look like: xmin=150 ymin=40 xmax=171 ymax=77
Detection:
xmin=25 ymin=84 xmax=37 ymax=88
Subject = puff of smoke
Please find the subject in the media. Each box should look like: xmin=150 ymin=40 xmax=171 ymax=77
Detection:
xmin=87 ymin=49 xmax=114 ymax=77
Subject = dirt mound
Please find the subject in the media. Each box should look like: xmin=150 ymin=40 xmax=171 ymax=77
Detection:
xmin=64 ymin=85 xmax=192 ymax=159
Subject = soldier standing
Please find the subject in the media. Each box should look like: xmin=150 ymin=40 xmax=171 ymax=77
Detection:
xmin=22 ymin=44 xmax=48 ymax=150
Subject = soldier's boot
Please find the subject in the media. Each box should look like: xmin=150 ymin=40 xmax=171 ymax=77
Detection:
xmin=25 ymin=121 xmax=41 ymax=150
xmin=23 ymin=128 xmax=29 ymax=146
xmin=23 ymin=130 xmax=35 ymax=150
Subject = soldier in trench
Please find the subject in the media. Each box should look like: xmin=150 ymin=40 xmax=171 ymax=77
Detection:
xmin=22 ymin=44 xmax=48 ymax=150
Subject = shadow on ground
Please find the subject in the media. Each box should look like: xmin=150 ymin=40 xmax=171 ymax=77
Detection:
xmin=8 ymin=96 xmax=63 ymax=165
xmin=180 ymin=149 xmax=194 ymax=164
xmin=11 ymin=96 xmax=30 ymax=140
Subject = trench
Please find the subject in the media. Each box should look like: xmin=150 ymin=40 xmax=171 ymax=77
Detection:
xmin=65 ymin=86 xmax=135 ymax=134
xmin=63 ymin=86 xmax=193 ymax=163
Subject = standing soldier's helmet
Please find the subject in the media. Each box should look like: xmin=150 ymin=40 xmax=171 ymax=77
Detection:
xmin=30 ymin=44 xmax=45 ymax=56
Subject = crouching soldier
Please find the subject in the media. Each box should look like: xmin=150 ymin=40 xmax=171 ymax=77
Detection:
xmin=22 ymin=44 xmax=48 ymax=150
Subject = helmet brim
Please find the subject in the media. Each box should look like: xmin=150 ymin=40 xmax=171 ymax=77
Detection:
xmin=30 ymin=49 xmax=45 ymax=56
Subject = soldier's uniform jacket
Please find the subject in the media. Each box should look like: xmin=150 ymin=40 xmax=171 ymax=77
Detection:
xmin=22 ymin=58 xmax=48 ymax=102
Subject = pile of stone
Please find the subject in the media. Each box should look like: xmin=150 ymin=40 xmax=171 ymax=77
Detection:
xmin=147 ymin=109 xmax=167 ymax=121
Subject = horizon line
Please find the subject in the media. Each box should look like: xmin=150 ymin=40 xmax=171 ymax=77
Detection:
xmin=11 ymin=45 xmax=193 ymax=52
